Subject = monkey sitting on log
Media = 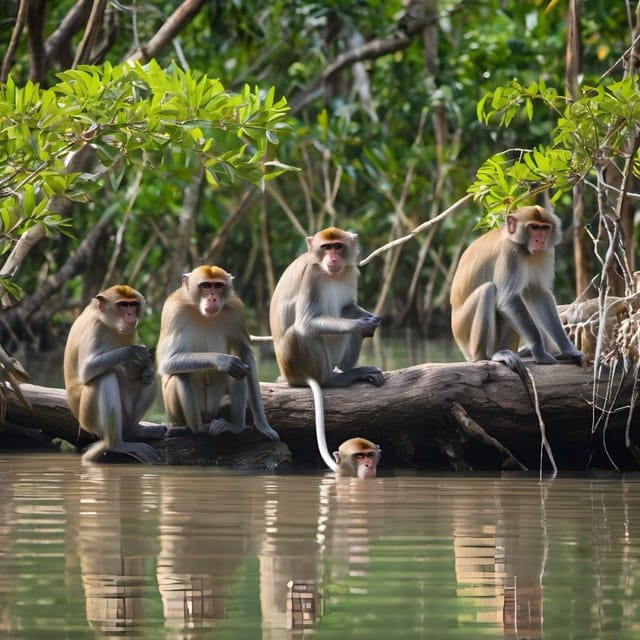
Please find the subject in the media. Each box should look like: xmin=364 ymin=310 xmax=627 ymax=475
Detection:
xmin=156 ymin=265 xmax=279 ymax=441
xmin=450 ymin=205 xmax=587 ymax=375
xmin=63 ymin=285 xmax=163 ymax=464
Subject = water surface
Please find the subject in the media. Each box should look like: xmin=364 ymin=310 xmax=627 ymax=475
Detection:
xmin=1 ymin=454 xmax=639 ymax=639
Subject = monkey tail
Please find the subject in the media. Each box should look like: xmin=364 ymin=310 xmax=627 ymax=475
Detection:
xmin=491 ymin=349 xmax=536 ymax=409
xmin=81 ymin=440 xmax=108 ymax=464
xmin=307 ymin=378 xmax=338 ymax=472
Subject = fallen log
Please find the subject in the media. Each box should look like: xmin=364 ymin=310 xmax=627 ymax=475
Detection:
xmin=3 ymin=361 xmax=640 ymax=471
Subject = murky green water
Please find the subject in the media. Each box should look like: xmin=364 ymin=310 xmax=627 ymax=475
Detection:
xmin=1 ymin=454 xmax=640 ymax=639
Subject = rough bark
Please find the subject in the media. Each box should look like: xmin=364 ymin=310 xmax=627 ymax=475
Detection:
xmin=4 ymin=361 xmax=639 ymax=472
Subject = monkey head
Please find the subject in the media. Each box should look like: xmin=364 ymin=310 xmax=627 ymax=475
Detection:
xmin=182 ymin=266 xmax=233 ymax=316
xmin=95 ymin=284 xmax=145 ymax=334
xmin=307 ymin=227 xmax=358 ymax=276
xmin=506 ymin=205 xmax=562 ymax=255
xmin=333 ymin=437 xmax=381 ymax=478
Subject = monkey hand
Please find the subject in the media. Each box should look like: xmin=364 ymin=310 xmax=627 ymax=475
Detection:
xmin=140 ymin=364 xmax=156 ymax=386
xmin=128 ymin=344 xmax=154 ymax=367
xmin=215 ymin=354 xmax=251 ymax=380
xmin=356 ymin=314 xmax=381 ymax=337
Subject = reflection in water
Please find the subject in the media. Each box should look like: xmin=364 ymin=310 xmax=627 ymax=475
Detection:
xmin=453 ymin=478 xmax=546 ymax=639
xmin=2 ymin=455 xmax=640 ymax=639
xmin=77 ymin=465 xmax=161 ymax=634
xmin=156 ymin=470 xmax=255 ymax=632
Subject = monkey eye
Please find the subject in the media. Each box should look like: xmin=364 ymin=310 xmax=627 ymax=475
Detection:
xmin=321 ymin=242 xmax=345 ymax=251
xmin=354 ymin=451 xmax=377 ymax=459
xmin=528 ymin=223 xmax=551 ymax=231
xmin=116 ymin=301 xmax=139 ymax=308
xmin=199 ymin=281 xmax=225 ymax=290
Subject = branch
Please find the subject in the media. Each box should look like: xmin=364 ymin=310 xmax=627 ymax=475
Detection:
xmin=44 ymin=0 xmax=93 ymax=68
xmin=289 ymin=29 xmax=414 ymax=114
xmin=0 ymin=0 xmax=27 ymax=83
xmin=125 ymin=0 xmax=207 ymax=63
xmin=359 ymin=193 xmax=473 ymax=267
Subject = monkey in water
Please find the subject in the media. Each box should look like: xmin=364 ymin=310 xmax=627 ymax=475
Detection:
xmin=63 ymin=285 xmax=163 ymax=463
xmin=156 ymin=265 xmax=279 ymax=441
xmin=450 ymin=205 xmax=586 ymax=376
xmin=269 ymin=226 xmax=383 ymax=475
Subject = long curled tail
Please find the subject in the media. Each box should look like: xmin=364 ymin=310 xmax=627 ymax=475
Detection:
xmin=307 ymin=378 xmax=338 ymax=472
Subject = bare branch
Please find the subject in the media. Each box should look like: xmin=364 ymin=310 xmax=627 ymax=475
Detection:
xmin=359 ymin=193 xmax=473 ymax=267
xmin=125 ymin=0 xmax=207 ymax=63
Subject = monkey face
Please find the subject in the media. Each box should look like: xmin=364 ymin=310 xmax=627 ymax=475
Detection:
xmin=115 ymin=299 xmax=141 ymax=333
xmin=526 ymin=222 xmax=553 ymax=254
xmin=198 ymin=280 xmax=226 ymax=316
xmin=321 ymin=242 xmax=346 ymax=275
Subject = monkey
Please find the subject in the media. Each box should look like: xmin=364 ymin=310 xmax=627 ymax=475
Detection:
xmin=334 ymin=437 xmax=381 ymax=478
xmin=450 ymin=205 xmax=587 ymax=377
xmin=269 ymin=226 xmax=384 ymax=472
xmin=269 ymin=227 xmax=384 ymax=388
xmin=156 ymin=265 xmax=279 ymax=441
xmin=309 ymin=377 xmax=381 ymax=477
xmin=63 ymin=285 xmax=162 ymax=464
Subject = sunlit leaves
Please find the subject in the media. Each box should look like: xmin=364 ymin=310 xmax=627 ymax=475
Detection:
xmin=471 ymin=76 xmax=640 ymax=223
xmin=0 ymin=60 xmax=294 ymax=261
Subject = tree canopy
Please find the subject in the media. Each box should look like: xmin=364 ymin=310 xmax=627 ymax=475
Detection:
xmin=0 ymin=0 xmax=639 ymax=354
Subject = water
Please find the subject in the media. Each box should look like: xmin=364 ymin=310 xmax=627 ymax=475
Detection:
xmin=1 ymin=454 xmax=640 ymax=639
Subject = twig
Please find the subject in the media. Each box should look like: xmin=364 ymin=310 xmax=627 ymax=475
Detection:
xmin=525 ymin=368 xmax=557 ymax=478
xmin=359 ymin=193 xmax=473 ymax=266
xmin=450 ymin=401 xmax=527 ymax=471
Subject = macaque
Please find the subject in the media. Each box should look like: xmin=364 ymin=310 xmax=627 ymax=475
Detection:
xmin=156 ymin=265 xmax=279 ymax=441
xmin=63 ymin=285 xmax=162 ymax=464
xmin=450 ymin=205 xmax=586 ymax=372
xmin=334 ymin=437 xmax=381 ymax=478
xmin=269 ymin=226 xmax=384 ymax=388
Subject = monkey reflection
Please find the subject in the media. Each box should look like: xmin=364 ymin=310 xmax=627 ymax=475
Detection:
xmin=77 ymin=466 xmax=159 ymax=633
xmin=156 ymin=473 xmax=250 ymax=631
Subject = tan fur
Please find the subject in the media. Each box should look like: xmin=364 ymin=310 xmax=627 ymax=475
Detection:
xmin=269 ymin=227 xmax=364 ymax=386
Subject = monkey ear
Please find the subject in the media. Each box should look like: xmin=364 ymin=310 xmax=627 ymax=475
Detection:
xmin=332 ymin=451 xmax=341 ymax=464
xmin=506 ymin=214 xmax=517 ymax=234
xmin=305 ymin=236 xmax=315 ymax=252
xmin=181 ymin=273 xmax=190 ymax=289
xmin=94 ymin=294 xmax=107 ymax=311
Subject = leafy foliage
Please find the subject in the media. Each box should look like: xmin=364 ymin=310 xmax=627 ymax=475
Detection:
xmin=0 ymin=60 xmax=293 ymax=273
xmin=470 ymin=76 xmax=640 ymax=223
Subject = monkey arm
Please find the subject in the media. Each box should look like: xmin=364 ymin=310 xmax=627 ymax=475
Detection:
xmin=79 ymin=345 xmax=153 ymax=384
xmin=235 ymin=341 xmax=280 ymax=441
xmin=341 ymin=302 xmax=371 ymax=319
xmin=159 ymin=352 xmax=250 ymax=380
xmin=296 ymin=313 xmax=380 ymax=338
